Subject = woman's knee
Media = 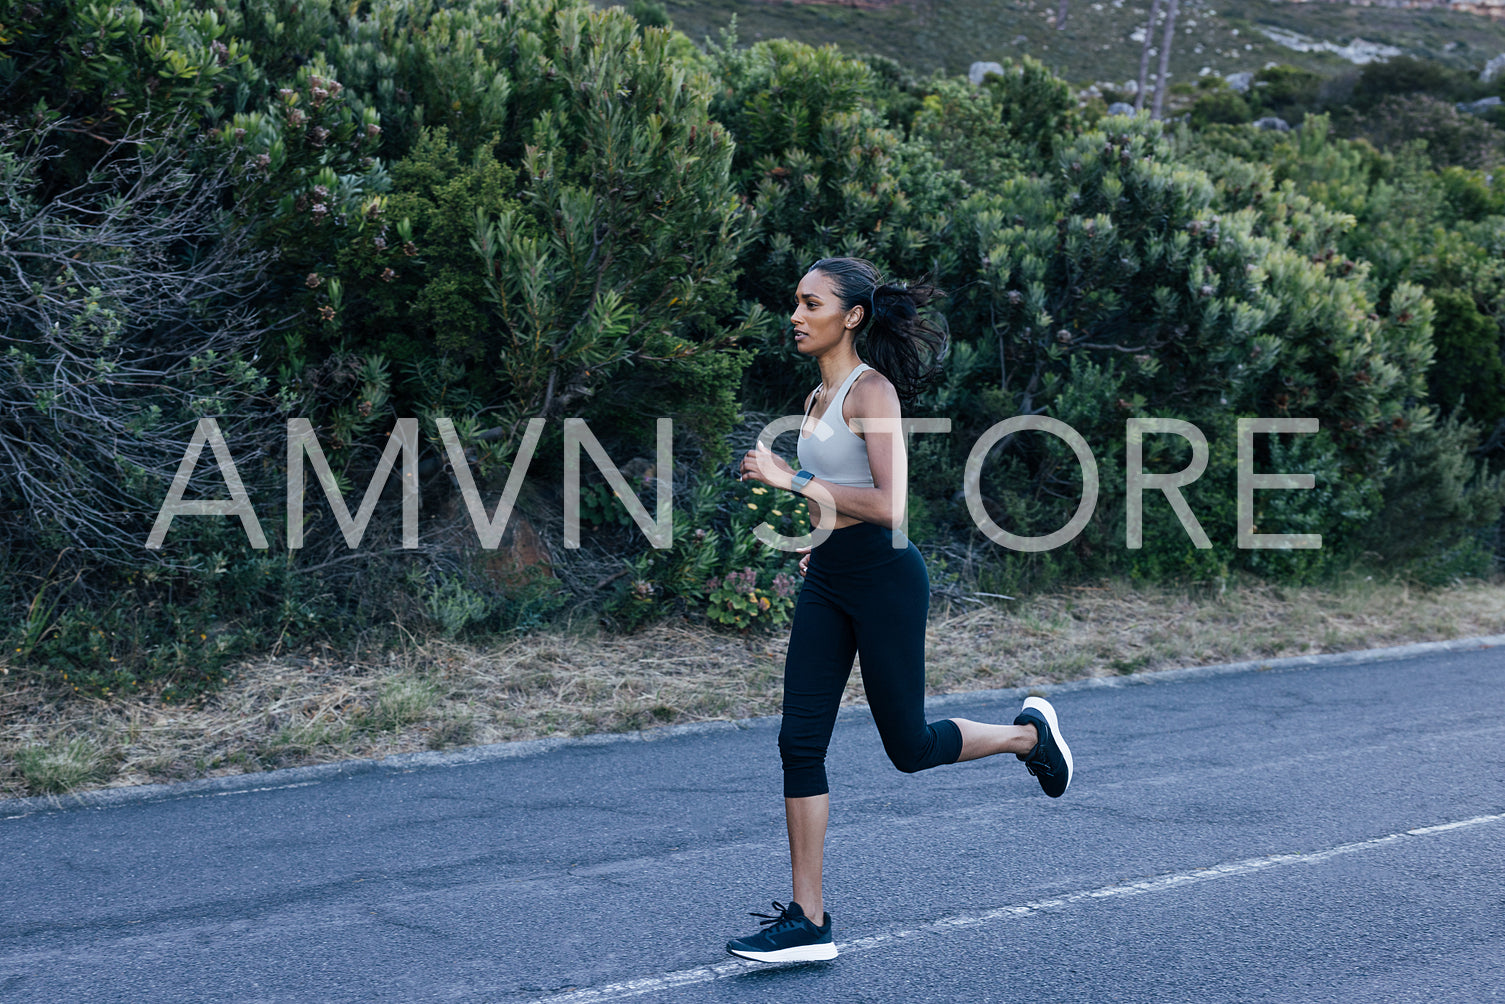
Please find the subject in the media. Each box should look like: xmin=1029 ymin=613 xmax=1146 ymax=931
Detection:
xmin=778 ymin=721 xmax=826 ymax=772
xmin=778 ymin=726 xmax=830 ymax=797
xmin=881 ymin=722 xmax=958 ymax=775
xmin=886 ymin=745 xmax=929 ymax=774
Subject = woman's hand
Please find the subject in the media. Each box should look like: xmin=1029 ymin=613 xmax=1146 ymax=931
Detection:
xmin=738 ymin=443 xmax=814 ymax=576
xmin=738 ymin=440 xmax=794 ymax=490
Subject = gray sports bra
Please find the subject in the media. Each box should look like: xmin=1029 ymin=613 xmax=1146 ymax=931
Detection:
xmin=796 ymin=363 xmax=875 ymax=488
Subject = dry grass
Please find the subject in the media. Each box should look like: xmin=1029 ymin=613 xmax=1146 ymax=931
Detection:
xmin=3 ymin=574 xmax=1503 ymax=800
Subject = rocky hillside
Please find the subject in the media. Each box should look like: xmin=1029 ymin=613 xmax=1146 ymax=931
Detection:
xmin=650 ymin=0 xmax=1505 ymax=86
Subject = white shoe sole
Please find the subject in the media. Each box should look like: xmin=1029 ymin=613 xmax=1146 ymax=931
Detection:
xmin=1022 ymin=696 xmax=1073 ymax=794
xmin=727 ymin=942 xmax=839 ymax=963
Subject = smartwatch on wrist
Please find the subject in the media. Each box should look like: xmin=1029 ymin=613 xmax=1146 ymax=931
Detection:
xmin=790 ymin=469 xmax=815 ymax=493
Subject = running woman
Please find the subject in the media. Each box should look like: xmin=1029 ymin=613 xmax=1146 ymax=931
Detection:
xmin=727 ymin=257 xmax=1073 ymax=963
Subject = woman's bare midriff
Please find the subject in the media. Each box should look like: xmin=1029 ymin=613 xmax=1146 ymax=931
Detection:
xmin=806 ymin=499 xmax=865 ymax=531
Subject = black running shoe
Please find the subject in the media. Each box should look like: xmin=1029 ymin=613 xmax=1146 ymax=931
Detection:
xmin=726 ymin=901 xmax=837 ymax=963
xmin=1014 ymin=696 xmax=1073 ymax=797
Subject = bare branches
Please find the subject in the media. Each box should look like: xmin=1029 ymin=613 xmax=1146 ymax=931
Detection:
xmin=1 ymin=123 xmax=267 ymax=343
xmin=1 ymin=117 xmax=282 ymax=575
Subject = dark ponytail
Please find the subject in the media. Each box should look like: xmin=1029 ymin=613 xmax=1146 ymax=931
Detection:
xmin=806 ymin=257 xmax=948 ymax=408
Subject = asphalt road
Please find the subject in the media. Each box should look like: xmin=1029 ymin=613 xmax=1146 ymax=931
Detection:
xmin=2 ymin=640 xmax=1503 ymax=1003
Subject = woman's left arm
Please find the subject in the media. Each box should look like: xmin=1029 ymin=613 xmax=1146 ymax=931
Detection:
xmin=739 ymin=377 xmax=907 ymax=529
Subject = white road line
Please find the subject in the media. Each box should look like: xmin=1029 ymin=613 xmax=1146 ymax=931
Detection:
xmin=528 ymin=811 xmax=1505 ymax=1004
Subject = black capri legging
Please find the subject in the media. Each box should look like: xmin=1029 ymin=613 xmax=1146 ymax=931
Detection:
xmin=779 ymin=521 xmax=964 ymax=798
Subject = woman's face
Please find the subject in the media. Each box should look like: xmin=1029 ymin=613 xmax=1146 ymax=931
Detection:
xmin=791 ymin=269 xmax=862 ymax=357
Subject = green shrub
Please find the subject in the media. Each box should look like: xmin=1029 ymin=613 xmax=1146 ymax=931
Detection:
xmin=704 ymin=567 xmax=799 ymax=631
xmin=1358 ymin=411 xmax=1505 ymax=582
xmin=977 ymin=54 xmax=1078 ymax=163
xmin=921 ymin=68 xmax=1076 ymax=189
xmin=1438 ymin=166 xmax=1505 ymax=222
xmin=910 ymin=76 xmax=1024 ymax=191
xmin=1348 ymin=56 xmax=1482 ymax=113
xmin=336 ymin=127 xmax=523 ymax=367
xmin=1428 ymin=287 xmax=1505 ymax=428
xmin=424 ymin=572 xmax=493 ymax=639
xmin=937 ymin=113 xmax=1436 ymax=583
xmin=1191 ymin=89 xmax=1252 ymax=129
xmin=598 ymin=462 xmax=810 ymax=633
xmin=706 ymin=30 xmax=969 ymax=411
xmin=1349 ymin=95 xmax=1505 ymax=170
xmin=628 ymin=0 xmax=670 ymax=30
xmin=1251 ymin=64 xmax=1323 ymax=123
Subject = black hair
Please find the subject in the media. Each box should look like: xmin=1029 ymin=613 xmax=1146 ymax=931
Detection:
xmin=805 ymin=257 xmax=948 ymax=408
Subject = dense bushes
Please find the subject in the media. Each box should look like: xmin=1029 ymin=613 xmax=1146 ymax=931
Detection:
xmin=912 ymin=113 xmax=1435 ymax=586
xmin=2 ymin=0 xmax=1502 ymax=701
